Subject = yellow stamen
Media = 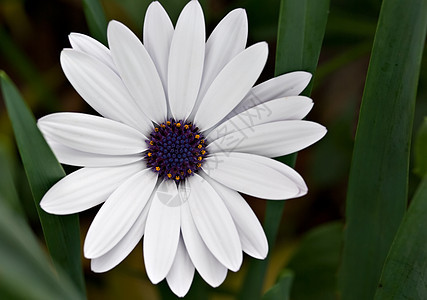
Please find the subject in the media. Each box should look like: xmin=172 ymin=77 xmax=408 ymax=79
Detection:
xmin=197 ymin=163 xmax=201 ymax=168
xmin=198 ymin=156 xmax=202 ymax=161
xmin=198 ymin=144 xmax=202 ymax=149
xmin=166 ymin=121 xmax=171 ymax=125
xmin=184 ymin=125 xmax=189 ymax=129
xmin=176 ymin=123 xmax=181 ymax=128
xmin=149 ymin=141 xmax=153 ymax=145
xmin=155 ymin=166 xmax=160 ymax=171
xmin=187 ymin=169 xmax=192 ymax=174
xmin=195 ymin=134 xmax=200 ymax=139
xmin=201 ymin=150 xmax=206 ymax=155
xmin=167 ymin=173 xmax=172 ymax=178
xmin=147 ymin=152 xmax=152 ymax=157
xmin=154 ymin=127 xmax=159 ymax=132
xmin=201 ymin=139 xmax=205 ymax=144
xmin=175 ymin=175 xmax=180 ymax=180
xmin=160 ymin=124 xmax=166 ymax=128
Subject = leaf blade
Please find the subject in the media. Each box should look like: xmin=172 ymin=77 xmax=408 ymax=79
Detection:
xmin=0 ymin=198 xmax=82 ymax=300
xmin=262 ymin=270 xmax=294 ymax=300
xmin=414 ymin=117 xmax=427 ymax=177
xmin=374 ymin=175 xmax=427 ymax=299
xmin=0 ymin=71 xmax=86 ymax=297
xmin=287 ymin=222 xmax=343 ymax=300
xmin=339 ymin=0 xmax=427 ymax=298
xmin=82 ymin=0 xmax=108 ymax=45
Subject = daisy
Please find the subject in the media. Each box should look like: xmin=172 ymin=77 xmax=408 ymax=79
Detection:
xmin=38 ymin=0 xmax=326 ymax=297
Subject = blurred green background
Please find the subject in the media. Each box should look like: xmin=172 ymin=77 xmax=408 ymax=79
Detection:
xmin=0 ymin=0 xmax=426 ymax=299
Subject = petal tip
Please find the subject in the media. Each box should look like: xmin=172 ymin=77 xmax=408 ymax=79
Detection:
xmin=90 ymin=260 xmax=110 ymax=273
xmin=146 ymin=1 xmax=163 ymax=13
xmin=39 ymin=198 xmax=50 ymax=212
xmin=296 ymin=71 xmax=313 ymax=86
xmin=317 ymin=124 xmax=328 ymax=139
xmin=231 ymin=8 xmax=247 ymax=20
xmin=84 ymin=237 xmax=101 ymax=259
xmin=167 ymin=280 xmax=191 ymax=298
xmin=228 ymin=252 xmax=243 ymax=272
xmin=145 ymin=271 xmax=164 ymax=285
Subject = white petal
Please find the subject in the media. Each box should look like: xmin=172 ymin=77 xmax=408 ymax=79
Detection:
xmin=144 ymin=180 xmax=181 ymax=284
xmin=108 ymin=21 xmax=167 ymax=123
xmin=207 ymin=96 xmax=314 ymax=140
xmin=166 ymin=237 xmax=195 ymax=297
xmin=84 ymin=169 xmax=157 ymax=258
xmin=60 ymin=49 xmax=153 ymax=134
xmin=192 ymin=9 xmax=247 ymax=115
xmin=46 ymin=140 xmax=143 ymax=167
xmin=40 ymin=163 xmax=145 ymax=215
xmin=168 ymin=0 xmax=205 ymax=120
xmin=68 ymin=33 xmax=116 ymax=71
xmin=187 ymin=174 xmax=242 ymax=271
xmin=91 ymin=196 xmax=152 ymax=273
xmin=203 ymin=152 xmax=306 ymax=199
xmin=208 ymin=120 xmax=327 ymax=157
xmin=232 ymin=71 xmax=312 ymax=116
xmin=143 ymin=1 xmax=174 ymax=91
xmin=180 ymin=201 xmax=228 ymax=287
xmin=206 ymin=177 xmax=268 ymax=259
xmin=38 ymin=113 xmax=147 ymax=155
xmin=194 ymin=42 xmax=268 ymax=130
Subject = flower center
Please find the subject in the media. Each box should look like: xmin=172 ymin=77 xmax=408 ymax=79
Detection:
xmin=144 ymin=119 xmax=208 ymax=182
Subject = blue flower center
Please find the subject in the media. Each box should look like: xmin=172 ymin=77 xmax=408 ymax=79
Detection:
xmin=144 ymin=119 xmax=208 ymax=182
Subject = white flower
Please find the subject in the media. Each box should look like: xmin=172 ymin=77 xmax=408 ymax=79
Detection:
xmin=38 ymin=0 xmax=326 ymax=297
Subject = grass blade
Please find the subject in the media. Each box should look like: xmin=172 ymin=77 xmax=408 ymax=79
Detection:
xmin=239 ymin=0 xmax=330 ymax=298
xmin=0 ymin=138 xmax=24 ymax=216
xmin=0 ymin=71 xmax=86 ymax=297
xmin=287 ymin=222 xmax=343 ymax=300
xmin=0 ymin=198 xmax=82 ymax=300
xmin=414 ymin=117 xmax=427 ymax=177
xmin=82 ymin=0 xmax=108 ymax=45
xmin=262 ymin=270 xmax=294 ymax=300
xmin=338 ymin=0 xmax=427 ymax=298
xmin=374 ymin=118 xmax=427 ymax=298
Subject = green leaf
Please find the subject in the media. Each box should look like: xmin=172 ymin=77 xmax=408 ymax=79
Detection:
xmin=262 ymin=270 xmax=294 ymax=300
xmin=274 ymin=0 xmax=331 ymax=88
xmin=239 ymin=0 xmax=330 ymax=298
xmin=287 ymin=222 xmax=342 ymax=300
xmin=339 ymin=0 xmax=427 ymax=298
xmin=414 ymin=117 xmax=427 ymax=177
xmin=0 ymin=71 xmax=86 ymax=297
xmin=0 ymin=198 xmax=82 ymax=300
xmin=374 ymin=175 xmax=427 ymax=299
xmin=0 ymin=136 xmax=24 ymax=216
xmin=82 ymin=0 xmax=108 ymax=45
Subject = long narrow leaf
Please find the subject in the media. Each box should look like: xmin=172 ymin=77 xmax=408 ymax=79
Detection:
xmin=0 ymin=71 xmax=86 ymax=297
xmin=374 ymin=177 xmax=427 ymax=299
xmin=0 ymin=198 xmax=82 ymax=300
xmin=374 ymin=118 xmax=427 ymax=299
xmin=414 ymin=117 xmax=427 ymax=177
xmin=262 ymin=270 xmax=294 ymax=300
xmin=339 ymin=0 xmax=427 ymax=298
xmin=0 ymin=139 xmax=23 ymax=215
xmin=287 ymin=222 xmax=343 ymax=300
xmin=239 ymin=0 xmax=330 ymax=298
xmin=375 ymin=118 xmax=427 ymax=300
xmin=82 ymin=0 xmax=108 ymax=45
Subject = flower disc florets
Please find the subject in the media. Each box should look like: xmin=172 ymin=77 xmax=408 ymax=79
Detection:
xmin=145 ymin=119 xmax=208 ymax=182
